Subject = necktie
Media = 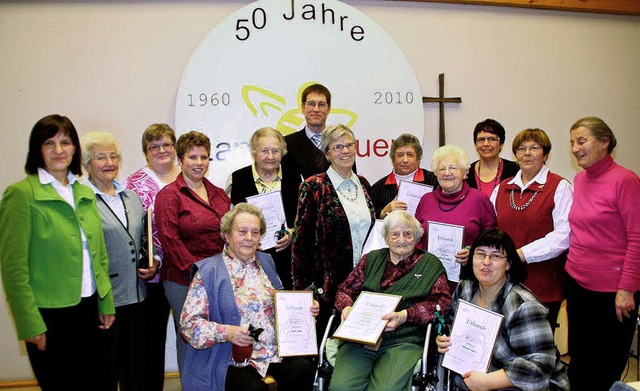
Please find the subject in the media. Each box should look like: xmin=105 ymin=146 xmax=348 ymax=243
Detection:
xmin=311 ymin=134 xmax=322 ymax=149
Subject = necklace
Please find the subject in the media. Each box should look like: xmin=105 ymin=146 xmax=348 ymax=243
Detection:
xmin=477 ymin=159 xmax=501 ymax=191
xmin=437 ymin=194 xmax=466 ymax=212
xmin=509 ymin=188 xmax=539 ymax=211
xmin=151 ymin=165 xmax=177 ymax=178
xmin=337 ymin=182 xmax=359 ymax=202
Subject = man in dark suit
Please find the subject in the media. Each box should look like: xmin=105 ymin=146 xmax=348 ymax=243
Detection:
xmin=282 ymin=83 xmax=332 ymax=179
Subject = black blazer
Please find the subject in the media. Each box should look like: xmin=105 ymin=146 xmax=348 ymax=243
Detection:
xmin=466 ymin=158 xmax=519 ymax=189
xmin=282 ymin=129 xmax=330 ymax=180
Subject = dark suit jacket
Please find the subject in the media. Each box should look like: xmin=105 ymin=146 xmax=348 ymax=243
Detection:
xmin=466 ymin=158 xmax=519 ymax=189
xmin=282 ymin=129 xmax=330 ymax=180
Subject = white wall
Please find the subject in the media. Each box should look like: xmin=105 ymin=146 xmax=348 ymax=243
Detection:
xmin=1 ymin=0 xmax=639 ymax=381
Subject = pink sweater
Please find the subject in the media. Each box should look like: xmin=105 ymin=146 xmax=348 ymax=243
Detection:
xmin=415 ymin=182 xmax=497 ymax=251
xmin=566 ymin=155 xmax=640 ymax=292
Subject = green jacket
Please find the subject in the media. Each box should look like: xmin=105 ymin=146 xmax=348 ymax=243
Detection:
xmin=0 ymin=174 xmax=114 ymax=340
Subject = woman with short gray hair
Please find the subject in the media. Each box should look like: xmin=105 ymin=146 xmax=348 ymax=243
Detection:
xmin=81 ymin=131 xmax=156 ymax=390
xmin=332 ymin=210 xmax=451 ymax=391
xmin=292 ymin=123 xmax=376 ymax=339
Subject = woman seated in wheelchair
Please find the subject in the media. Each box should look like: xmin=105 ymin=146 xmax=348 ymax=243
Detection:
xmin=436 ymin=229 xmax=568 ymax=391
xmin=331 ymin=210 xmax=452 ymax=391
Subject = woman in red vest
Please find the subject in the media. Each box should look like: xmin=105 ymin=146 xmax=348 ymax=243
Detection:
xmin=491 ymin=128 xmax=572 ymax=330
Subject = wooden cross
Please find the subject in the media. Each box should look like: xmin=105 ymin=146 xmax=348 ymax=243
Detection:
xmin=422 ymin=73 xmax=462 ymax=146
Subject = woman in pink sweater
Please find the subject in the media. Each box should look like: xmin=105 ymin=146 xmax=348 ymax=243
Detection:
xmin=566 ymin=116 xmax=640 ymax=391
xmin=415 ymin=145 xmax=497 ymax=290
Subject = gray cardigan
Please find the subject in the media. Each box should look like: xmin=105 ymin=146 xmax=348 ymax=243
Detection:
xmin=95 ymin=188 xmax=147 ymax=307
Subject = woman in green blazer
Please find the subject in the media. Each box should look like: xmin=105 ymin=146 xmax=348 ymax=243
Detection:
xmin=0 ymin=115 xmax=115 ymax=391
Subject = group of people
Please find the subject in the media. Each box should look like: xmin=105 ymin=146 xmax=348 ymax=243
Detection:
xmin=0 ymin=82 xmax=638 ymax=391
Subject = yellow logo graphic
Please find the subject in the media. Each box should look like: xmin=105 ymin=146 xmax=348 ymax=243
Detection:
xmin=242 ymin=82 xmax=358 ymax=136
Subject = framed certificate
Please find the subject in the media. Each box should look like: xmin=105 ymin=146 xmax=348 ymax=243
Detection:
xmin=396 ymin=180 xmax=434 ymax=216
xmin=246 ymin=190 xmax=287 ymax=250
xmin=427 ymin=221 xmax=465 ymax=282
xmin=274 ymin=291 xmax=317 ymax=357
xmin=333 ymin=291 xmax=402 ymax=346
xmin=442 ymin=300 xmax=503 ymax=375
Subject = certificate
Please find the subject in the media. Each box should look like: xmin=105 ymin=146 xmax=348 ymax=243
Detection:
xmin=442 ymin=300 xmax=503 ymax=375
xmin=333 ymin=291 xmax=402 ymax=346
xmin=274 ymin=291 xmax=317 ymax=357
xmin=396 ymin=180 xmax=433 ymax=216
xmin=246 ymin=190 xmax=287 ymax=250
xmin=361 ymin=219 xmax=386 ymax=257
xmin=427 ymin=221 xmax=465 ymax=282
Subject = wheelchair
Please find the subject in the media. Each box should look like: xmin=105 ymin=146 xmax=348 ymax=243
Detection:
xmin=313 ymin=311 xmax=454 ymax=391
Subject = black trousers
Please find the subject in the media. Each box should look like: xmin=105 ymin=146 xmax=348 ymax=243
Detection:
xmin=26 ymin=295 xmax=101 ymax=391
xmin=141 ymin=282 xmax=171 ymax=391
xmin=225 ymin=356 xmax=315 ymax=391
xmin=566 ymin=277 xmax=639 ymax=391
xmin=96 ymin=301 xmax=147 ymax=391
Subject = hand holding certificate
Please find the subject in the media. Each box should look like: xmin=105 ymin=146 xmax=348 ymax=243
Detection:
xmin=441 ymin=300 xmax=503 ymax=375
xmin=333 ymin=291 xmax=401 ymax=346
xmin=274 ymin=291 xmax=317 ymax=356
xmin=396 ymin=180 xmax=433 ymax=216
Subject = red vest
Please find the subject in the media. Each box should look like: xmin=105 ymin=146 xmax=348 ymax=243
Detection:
xmin=495 ymin=172 xmax=566 ymax=303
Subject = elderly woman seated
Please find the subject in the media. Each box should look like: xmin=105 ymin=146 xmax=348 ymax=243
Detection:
xmin=331 ymin=210 xmax=452 ymax=391
xmin=436 ymin=229 xmax=568 ymax=391
xmin=179 ymin=203 xmax=319 ymax=391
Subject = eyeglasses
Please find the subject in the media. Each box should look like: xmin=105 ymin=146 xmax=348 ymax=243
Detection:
xmin=147 ymin=143 xmax=174 ymax=153
xmin=436 ymin=166 xmax=461 ymax=175
xmin=388 ymin=231 xmax=415 ymax=240
xmin=476 ymin=136 xmax=500 ymax=144
xmin=331 ymin=143 xmax=356 ymax=152
xmin=473 ymin=251 xmax=507 ymax=262
xmin=92 ymin=154 xmax=121 ymax=163
xmin=305 ymin=101 xmax=328 ymax=109
xmin=515 ymin=145 xmax=543 ymax=154
xmin=258 ymin=148 xmax=281 ymax=157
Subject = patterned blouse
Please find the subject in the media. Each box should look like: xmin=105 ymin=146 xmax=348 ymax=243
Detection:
xmin=180 ymin=247 xmax=280 ymax=377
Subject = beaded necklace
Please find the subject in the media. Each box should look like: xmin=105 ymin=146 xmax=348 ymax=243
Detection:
xmin=509 ymin=188 xmax=539 ymax=211
xmin=337 ymin=182 xmax=359 ymax=202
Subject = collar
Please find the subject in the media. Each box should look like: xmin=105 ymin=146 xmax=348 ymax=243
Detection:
xmin=327 ymin=165 xmax=354 ymax=189
xmin=305 ymin=127 xmax=322 ymax=140
xmin=38 ymin=167 xmax=78 ymax=186
xmin=435 ymin=181 xmax=470 ymax=204
xmin=585 ymin=154 xmax=614 ymax=178
xmin=384 ymin=168 xmax=425 ymax=186
xmin=251 ymin=163 xmax=282 ymax=184
xmin=507 ymin=165 xmax=549 ymax=191
xmin=223 ymin=244 xmax=257 ymax=269
xmin=85 ymin=178 xmax=127 ymax=197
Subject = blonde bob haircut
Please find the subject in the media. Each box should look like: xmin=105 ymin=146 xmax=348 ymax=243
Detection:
xmin=321 ymin=124 xmax=355 ymax=156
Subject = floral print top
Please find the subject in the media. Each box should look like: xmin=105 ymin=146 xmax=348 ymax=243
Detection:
xmin=180 ymin=247 xmax=280 ymax=377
